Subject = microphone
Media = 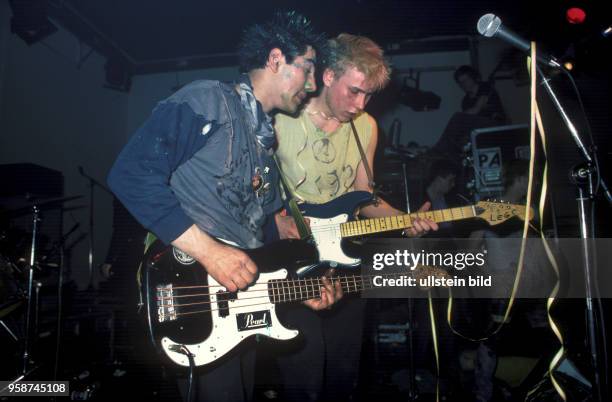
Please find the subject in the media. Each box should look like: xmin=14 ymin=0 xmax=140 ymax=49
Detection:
xmin=477 ymin=13 xmax=561 ymax=68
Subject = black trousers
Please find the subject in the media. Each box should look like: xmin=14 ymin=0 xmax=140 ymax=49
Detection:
xmin=275 ymin=297 xmax=366 ymax=402
xmin=177 ymin=344 xmax=256 ymax=402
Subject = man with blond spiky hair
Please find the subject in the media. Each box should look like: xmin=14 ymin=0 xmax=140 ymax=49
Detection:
xmin=275 ymin=33 xmax=437 ymax=230
xmin=273 ymin=33 xmax=438 ymax=402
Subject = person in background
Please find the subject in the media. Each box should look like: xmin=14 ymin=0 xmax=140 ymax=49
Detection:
xmin=454 ymin=65 xmax=507 ymax=123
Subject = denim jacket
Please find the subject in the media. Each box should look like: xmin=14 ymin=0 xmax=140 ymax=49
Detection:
xmin=107 ymin=79 xmax=281 ymax=248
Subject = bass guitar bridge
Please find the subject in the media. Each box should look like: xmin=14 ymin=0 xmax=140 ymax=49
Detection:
xmin=157 ymin=284 xmax=176 ymax=323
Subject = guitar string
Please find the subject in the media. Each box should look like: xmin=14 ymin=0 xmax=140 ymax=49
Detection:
xmin=168 ymin=271 xmax=446 ymax=317
xmin=301 ymin=206 xmax=517 ymax=235
xmin=175 ymin=279 xmax=369 ymax=309
xmin=169 ymin=279 xmax=379 ymax=317
xmin=161 ymin=278 xmax=364 ymax=301
xmin=160 ymin=288 xmax=269 ymax=300
xmin=165 ymin=270 xmax=439 ymax=292
xmin=169 ymin=271 xmax=446 ymax=318
xmin=295 ymin=203 xmax=519 ymax=234
xmin=164 ymin=276 xmax=369 ymax=307
xmin=304 ymin=209 xmax=474 ymax=232
xmin=163 ymin=271 xmax=404 ymax=292
xmin=161 ymin=276 xmax=360 ymax=300
xmin=168 ymin=277 xmax=334 ymax=291
xmin=300 ymin=205 xmax=482 ymax=229
xmin=158 ymin=272 xmax=439 ymax=308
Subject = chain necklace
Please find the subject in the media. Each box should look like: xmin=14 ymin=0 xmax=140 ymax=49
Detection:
xmin=305 ymin=107 xmax=340 ymax=122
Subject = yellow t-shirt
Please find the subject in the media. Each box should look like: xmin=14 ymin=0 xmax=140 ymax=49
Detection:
xmin=275 ymin=111 xmax=372 ymax=204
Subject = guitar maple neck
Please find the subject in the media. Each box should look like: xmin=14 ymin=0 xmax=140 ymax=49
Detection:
xmin=340 ymin=206 xmax=476 ymax=237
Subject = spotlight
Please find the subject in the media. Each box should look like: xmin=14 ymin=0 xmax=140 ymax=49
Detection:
xmin=566 ymin=7 xmax=587 ymax=25
xmin=563 ymin=61 xmax=575 ymax=71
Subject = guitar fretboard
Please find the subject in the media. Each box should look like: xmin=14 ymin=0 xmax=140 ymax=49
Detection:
xmin=339 ymin=206 xmax=476 ymax=238
xmin=267 ymin=274 xmax=404 ymax=304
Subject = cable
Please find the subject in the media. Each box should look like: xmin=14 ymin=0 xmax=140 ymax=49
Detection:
xmin=186 ymin=347 xmax=195 ymax=402
xmin=169 ymin=345 xmax=196 ymax=402
xmin=560 ymin=69 xmax=597 ymax=146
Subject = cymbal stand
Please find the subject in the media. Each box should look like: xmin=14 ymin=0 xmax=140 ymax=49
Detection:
xmin=78 ymin=166 xmax=112 ymax=289
xmin=22 ymin=205 xmax=40 ymax=374
xmin=0 ymin=319 xmax=18 ymax=342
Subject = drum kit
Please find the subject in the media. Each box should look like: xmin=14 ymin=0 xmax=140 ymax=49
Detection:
xmin=0 ymin=194 xmax=82 ymax=379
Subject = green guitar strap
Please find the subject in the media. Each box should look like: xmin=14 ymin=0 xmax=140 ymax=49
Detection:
xmin=273 ymin=155 xmax=313 ymax=242
xmin=137 ymin=232 xmax=158 ymax=285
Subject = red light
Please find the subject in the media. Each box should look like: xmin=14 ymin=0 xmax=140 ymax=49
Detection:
xmin=566 ymin=7 xmax=586 ymax=24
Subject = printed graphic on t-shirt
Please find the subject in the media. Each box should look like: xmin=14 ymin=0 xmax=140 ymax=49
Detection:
xmin=309 ymin=137 xmax=357 ymax=198
xmin=312 ymin=164 xmax=356 ymax=198
xmin=312 ymin=138 xmax=336 ymax=164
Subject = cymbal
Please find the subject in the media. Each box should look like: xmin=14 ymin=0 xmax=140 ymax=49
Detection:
xmin=3 ymin=195 xmax=83 ymax=218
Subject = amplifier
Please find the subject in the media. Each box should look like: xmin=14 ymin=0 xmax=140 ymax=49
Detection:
xmin=469 ymin=124 xmax=530 ymax=199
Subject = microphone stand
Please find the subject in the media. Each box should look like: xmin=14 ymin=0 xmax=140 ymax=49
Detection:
xmin=536 ymin=64 xmax=610 ymax=402
xmin=78 ymin=167 xmax=111 ymax=289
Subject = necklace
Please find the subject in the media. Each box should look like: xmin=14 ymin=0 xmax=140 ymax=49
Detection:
xmin=305 ymin=107 xmax=339 ymax=122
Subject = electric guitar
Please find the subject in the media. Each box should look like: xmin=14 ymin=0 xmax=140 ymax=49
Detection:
xmin=140 ymin=238 xmax=446 ymax=368
xmin=297 ymin=191 xmax=534 ymax=270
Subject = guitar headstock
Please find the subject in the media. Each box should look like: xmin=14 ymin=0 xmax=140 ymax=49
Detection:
xmin=474 ymin=200 xmax=534 ymax=226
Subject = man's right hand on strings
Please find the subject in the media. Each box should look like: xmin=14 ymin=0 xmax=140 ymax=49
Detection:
xmin=172 ymin=224 xmax=258 ymax=292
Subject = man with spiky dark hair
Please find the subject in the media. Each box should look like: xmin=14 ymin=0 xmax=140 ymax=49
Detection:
xmin=108 ymin=11 xmax=339 ymax=402
xmin=238 ymin=11 xmax=326 ymax=70
xmin=237 ymin=11 xmax=328 ymax=114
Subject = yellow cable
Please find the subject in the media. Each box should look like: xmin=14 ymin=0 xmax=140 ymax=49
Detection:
xmin=533 ymin=77 xmax=567 ymax=402
xmin=428 ymin=291 xmax=440 ymax=402
xmin=445 ymin=54 xmax=538 ymax=341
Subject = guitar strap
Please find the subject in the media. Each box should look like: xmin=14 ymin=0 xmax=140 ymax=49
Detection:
xmin=273 ymin=156 xmax=313 ymax=241
xmin=349 ymin=119 xmax=378 ymax=202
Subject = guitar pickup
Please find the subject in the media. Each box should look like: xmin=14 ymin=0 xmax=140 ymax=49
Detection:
xmin=157 ymin=284 xmax=177 ymax=323
xmin=216 ymin=290 xmax=237 ymax=318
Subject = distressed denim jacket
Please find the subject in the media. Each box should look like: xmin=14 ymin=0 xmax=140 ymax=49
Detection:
xmin=108 ymin=79 xmax=281 ymax=248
